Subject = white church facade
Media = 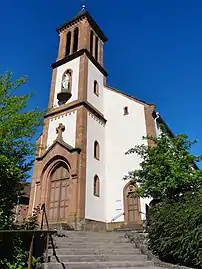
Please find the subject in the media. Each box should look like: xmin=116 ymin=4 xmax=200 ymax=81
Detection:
xmin=28 ymin=8 xmax=163 ymax=231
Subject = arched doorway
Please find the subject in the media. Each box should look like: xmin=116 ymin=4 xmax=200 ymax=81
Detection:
xmin=48 ymin=162 xmax=70 ymax=222
xmin=123 ymin=183 xmax=141 ymax=226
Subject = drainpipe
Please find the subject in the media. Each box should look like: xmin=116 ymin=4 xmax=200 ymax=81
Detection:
xmin=154 ymin=112 xmax=160 ymax=136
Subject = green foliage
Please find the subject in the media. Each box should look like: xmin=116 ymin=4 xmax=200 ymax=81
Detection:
xmin=0 ymin=72 xmax=44 ymax=163
xmin=148 ymin=191 xmax=202 ymax=268
xmin=1 ymin=247 xmax=41 ymax=269
xmin=18 ymin=208 xmax=40 ymax=230
xmin=0 ymin=155 xmax=24 ymax=229
xmin=0 ymin=71 xmax=44 ymax=229
xmin=124 ymin=125 xmax=202 ymax=202
xmin=0 ymin=211 xmax=42 ymax=268
xmin=125 ymin=125 xmax=202 ymax=267
xmin=1 ymin=247 xmax=28 ymax=269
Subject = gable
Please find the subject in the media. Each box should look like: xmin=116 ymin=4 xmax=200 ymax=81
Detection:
xmin=105 ymin=85 xmax=154 ymax=107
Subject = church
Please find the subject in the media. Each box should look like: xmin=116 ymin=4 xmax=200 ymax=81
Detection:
xmin=28 ymin=7 xmax=165 ymax=231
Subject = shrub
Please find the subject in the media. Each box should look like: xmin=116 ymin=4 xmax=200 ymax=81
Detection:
xmin=0 ymin=210 xmax=42 ymax=269
xmin=148 ymin=191 xmax=202 ymax=268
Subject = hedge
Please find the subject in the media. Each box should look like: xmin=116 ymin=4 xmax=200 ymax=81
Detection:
xmin=148 ymin=190 xmax=202 ymax=268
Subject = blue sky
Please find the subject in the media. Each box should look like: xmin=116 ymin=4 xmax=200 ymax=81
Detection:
xmin=0 ymin=0 xmax=202 ymax=166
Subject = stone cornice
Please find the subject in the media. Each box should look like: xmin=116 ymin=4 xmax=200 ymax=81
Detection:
xmin=45 ymin=100 xmax=107 ymax=124
xmin=51 ymin=49 xmax=108 ymax=77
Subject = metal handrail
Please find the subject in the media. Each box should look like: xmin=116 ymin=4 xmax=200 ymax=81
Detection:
xmin=40 ymin=204 xmax=66 ymax=269
xmin=111 ymin=212 xmax=125 ymax=222
xmin=41 ymin=203 xmax=51 ymax=262
xmin=28 ymin=203 xmax=56 ymax=269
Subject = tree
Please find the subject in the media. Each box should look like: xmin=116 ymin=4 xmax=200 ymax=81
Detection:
xmin=124 ymin=125 xmax=202 ymax=202
xmin=0 ymin=71 xmax=44 ymax=229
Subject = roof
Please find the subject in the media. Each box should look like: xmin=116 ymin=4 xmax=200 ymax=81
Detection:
xmin=71 ymin=8 xmax=87 ymax=22
xmin=105 ymin=85 xmax=154 ymax=107
xmin=56 ymin=8 xmax=108 ymax=42
xmin=36 ymin=138 xmax=81 ymax=161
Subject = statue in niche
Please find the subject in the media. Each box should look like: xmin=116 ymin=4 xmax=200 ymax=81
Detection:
xmin=62 ymin=73 xmax=70 ymax=90
xmin=57 ymin=70 xmax=72 ymax=105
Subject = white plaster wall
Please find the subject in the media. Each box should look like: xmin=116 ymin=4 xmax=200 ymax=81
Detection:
xmin=87 ymin=60 xmax=104 ymax=114
xmin=104 ymin=88 xmax=150 ymax=223
xmin=140 ymin=197 xmax=152 ymax=221
xmin=47 ymin=111 xmax=77 ymax=149
xmin=53 ymin=58 xmax=80 ymax=107
xmin=85 ymin=112 xmax=106 ymax=222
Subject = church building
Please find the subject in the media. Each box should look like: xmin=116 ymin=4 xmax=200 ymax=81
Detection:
xmin=28 ymin=7 xmax=164 ymax=231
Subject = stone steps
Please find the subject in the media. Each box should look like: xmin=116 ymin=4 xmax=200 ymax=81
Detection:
xmin=45 ymin=231 xmax=154 ymax=269
xmin=49 ymin=243 xmax=135 ymax=249
xmin=53 ymin=238 xmax=129 ymax=245
xmin=48 ymin=248 xmax=141 ymax=255
xmin=44 ymin=260 xmax=154 ymax=269
xmin=50 ymin=254 xmax=147 ymax=262
xmin=54 ymin=238 xmax=129 ymax=243
xmin=54 ymin=242 xmax=134 ymax=248
xmin=54 ymin=233 xmax=126 ymax=239
xmin=56 ymin=231 xmax=124 ymax=236
xmin=53 ymin=233 xmax=127 ymax=240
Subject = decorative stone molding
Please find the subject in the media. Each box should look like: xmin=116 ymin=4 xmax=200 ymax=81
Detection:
xmin=125 ymin=232 xmax=194 ymax=269
xmin=88 ymin=111 xmax=105 ymax=126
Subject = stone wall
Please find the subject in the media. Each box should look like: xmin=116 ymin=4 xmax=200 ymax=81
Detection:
xmin=84 ymin=219 xmax=106 ymax=232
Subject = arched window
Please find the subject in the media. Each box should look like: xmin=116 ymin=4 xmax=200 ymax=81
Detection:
xmin=90 ymin=30 xmax=94 ymax=55
xmin=93 ymin=80 xmax=99 ymax=96
xmin=94 ymin=141 xmax=100 ymax=160
xmin=51 ymin=163 xmax=69 ymax=181
xmin=95 ymin=36 xmax=99 ymax=61
xmin=123 ymin=106 xmax=129 ymax=115
xmin=65 ymin=31 xmax=71 ymax=56
xmin=93 ymin=175 xmax=100 ymax=197
xmin=73 ymin=27 xmax=79 ymax=53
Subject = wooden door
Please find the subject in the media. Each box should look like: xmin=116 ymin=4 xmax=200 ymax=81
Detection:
xmin=59 ymin=179 xmax=68 ymax=221
xmin=127 ymin=193 xmax=139 ymax=223
xmin=49 ymin=180 xmax=60 ymax=221
xmin=48 ymin=164 xmax=69 ymax=222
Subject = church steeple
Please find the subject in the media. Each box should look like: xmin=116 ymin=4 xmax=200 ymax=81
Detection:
xmin=56 ymin=8 xmax=108 ymax=67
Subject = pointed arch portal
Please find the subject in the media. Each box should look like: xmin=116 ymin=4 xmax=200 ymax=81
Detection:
xmin=123 ymin=183 xmax=141 ymax=226
xmin=48 ymin=162 xmax=70 ymax=222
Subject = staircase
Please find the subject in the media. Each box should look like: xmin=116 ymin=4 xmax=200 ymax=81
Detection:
xmin=44 ymin=231 xmax=161 ymax=269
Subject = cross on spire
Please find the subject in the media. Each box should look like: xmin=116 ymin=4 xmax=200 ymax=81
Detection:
xmin=56 ymin=123 xmax=65 ymax=140
xmin=80 ymin=0 xmax=86 ymax=10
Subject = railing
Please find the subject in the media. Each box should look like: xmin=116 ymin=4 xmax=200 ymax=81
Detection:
xmin=111 ymin=212 xmax=125 ymax=222
xmin=40 ymin=203 xmax=51 ymax=263
xmin=0 ymin=204 xmax=56 ymax=269
xmin=28 ymin=203 xmax=56 ymax=269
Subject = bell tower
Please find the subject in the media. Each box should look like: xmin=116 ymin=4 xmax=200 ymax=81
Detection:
xmin=48 ymin=6 xmax=108 ymax=110
xmin=56 ymin=6 xmax=107 ymax=65
xmin=28 ymin=7 xmax=108 ymax=229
